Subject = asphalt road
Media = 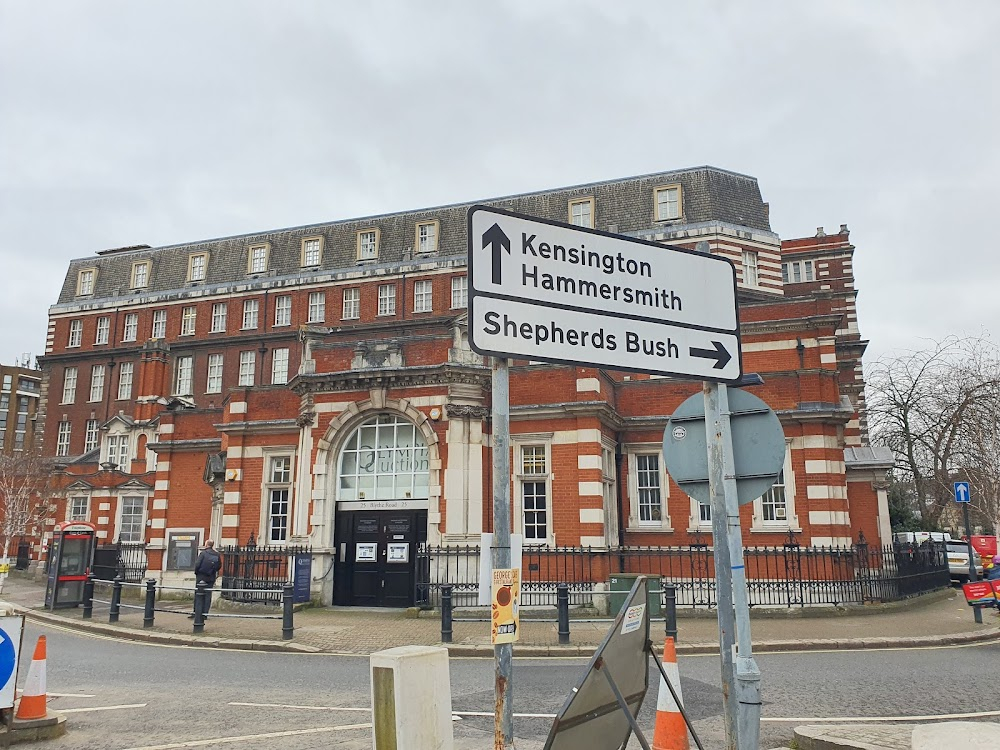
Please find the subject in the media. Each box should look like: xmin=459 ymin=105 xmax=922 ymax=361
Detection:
xmin=14 ymin=620 xmax=1000 ymax=749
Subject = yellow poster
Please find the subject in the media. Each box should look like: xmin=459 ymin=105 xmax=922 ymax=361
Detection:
xmin=491 ymin=567 xmax=520 ymax=644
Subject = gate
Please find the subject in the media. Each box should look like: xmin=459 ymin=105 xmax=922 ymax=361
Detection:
xmin=93 ymin=540 xmax=148 ymax=582
xmin=221 ymin=537 xmax=310 ymax=605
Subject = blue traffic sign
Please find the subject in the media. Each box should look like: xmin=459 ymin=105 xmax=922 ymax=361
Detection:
xmin=954 ymin=482 xmax=971 ymax=503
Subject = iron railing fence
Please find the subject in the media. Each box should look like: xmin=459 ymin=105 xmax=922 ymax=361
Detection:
xmin=221 ymin=540 xmax=311 ymax=605
xmin=92 ymin=541 xmax=148 ymax=583
xmin=415 ymin=537 xmax=949 ymax=609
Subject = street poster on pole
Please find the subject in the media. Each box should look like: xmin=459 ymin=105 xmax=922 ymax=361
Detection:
xmin=491 ymin=567 xmax=520 ymax=644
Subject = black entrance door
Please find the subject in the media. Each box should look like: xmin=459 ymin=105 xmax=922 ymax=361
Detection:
xmin=333 ymin=509 xmax=427 ymax=607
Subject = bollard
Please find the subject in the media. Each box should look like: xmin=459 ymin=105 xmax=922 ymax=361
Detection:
xmin=82 ymin=574 xmax=95 ymax=619
xmin=282 ymin=583 xmax=294 ymax=640
xmin=193 ymin=581 xmax=206 ymax=634
xmin=109 ymin=576 xmax=122 ymax=623
xmin=143 ymin=578 xmax=157 ymax=628
xmin=557 ymin=583 xmax=570 ymax=645
xmin=441 ymin=584 xmax=453 ymax=644
xmin=664 ymin=583 xmax=678 ymax=642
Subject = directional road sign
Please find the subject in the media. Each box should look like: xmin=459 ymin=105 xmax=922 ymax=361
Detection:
xmin=955 ymin=481 xmax=971 ymax=503
xmin=0 ymin=616 xmax=23 ymax=709
xmin=468 ymin=206 xmax=743 ymax=383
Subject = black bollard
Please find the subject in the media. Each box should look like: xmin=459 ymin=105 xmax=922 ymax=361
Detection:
xmin=193 ymin=581 xmax=206 ymax=634
xmin=282 ymin=583 xmax=294 ymax=640
xmin=143 ymin=578 xmax=156 ymax=628
xmin=82 ymin=574 xmax=95 ymax=619
xmin=109 ymin=576 xmax=122 ymax=623
xmin=664 ymin=583 xmax=678 ymax=642
xmin=557 ymin=583 xmax=570 ymax=645
xmin=441 ymin=584 xmax=453 ymax=644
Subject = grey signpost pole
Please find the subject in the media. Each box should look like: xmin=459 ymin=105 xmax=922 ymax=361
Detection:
xmin=492 ymin=356 xmax=514 ymax=749
xmin=704 ymin=383 xmax=739 ymax=750
xmin=705 ymin=382 xmax=763 ymax=750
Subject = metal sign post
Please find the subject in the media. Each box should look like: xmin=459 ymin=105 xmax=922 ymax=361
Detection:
xmin=492 ymin=357 xmax=514 ymax=749
xmin=956 ymin=482 xmax=982 ymax=625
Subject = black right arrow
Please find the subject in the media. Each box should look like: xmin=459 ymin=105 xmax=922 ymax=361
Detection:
xmin=482 ymin=223 xmax=510 ymax=285
xmin=690 ymin=341 xmax=732 ymax=369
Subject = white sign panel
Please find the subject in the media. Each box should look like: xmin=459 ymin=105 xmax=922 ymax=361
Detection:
xmin=468 ymin=206 xmax=742 ymax=382
xmin=0 ymin=616 xmax=23 ymax=709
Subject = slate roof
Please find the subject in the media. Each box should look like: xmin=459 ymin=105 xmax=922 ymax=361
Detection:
xmin=55 ymin=166 xmax=771 ymax=306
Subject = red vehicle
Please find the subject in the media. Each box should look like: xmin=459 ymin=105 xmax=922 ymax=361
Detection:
xmin=969 ymin=535 xmax=998 ymax=559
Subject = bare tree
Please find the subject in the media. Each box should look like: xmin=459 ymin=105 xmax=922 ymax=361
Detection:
xmin=956 ymin=376 xmax=1000 ymax=534
xmin=867 ymin=336 xmax=1000 ymax=530
xmin=0 ymin=449 xmax=54 ymax=593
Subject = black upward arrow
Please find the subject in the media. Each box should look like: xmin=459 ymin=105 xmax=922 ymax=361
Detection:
xmin=689 ymin=341 xmax=732 ymax=369
xmin=482 ymin=223 xmax=510 ymax=285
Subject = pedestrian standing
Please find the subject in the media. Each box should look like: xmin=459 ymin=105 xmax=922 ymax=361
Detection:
xmin=189 ymin=540 xmax=222 ymax=619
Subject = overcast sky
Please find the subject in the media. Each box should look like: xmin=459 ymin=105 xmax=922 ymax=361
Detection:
xmin=1 ymin=1 xmax=997 ymax=368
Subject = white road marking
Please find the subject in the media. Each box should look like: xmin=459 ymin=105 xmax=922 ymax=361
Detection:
xmin=763 ymin=708 xmax=1000 ymax=723
xmin=48 ymin=692 xmax=96 ymax=698
xmin=230 ymin=701 xmax=557 ymax=719
xmin=58 ymin=703 xmax=147 ymax=714
xmin=120 ymin=723 xmax=371 ymax=750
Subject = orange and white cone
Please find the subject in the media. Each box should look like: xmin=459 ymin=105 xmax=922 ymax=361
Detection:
xmin=15 ymin=635 xmax=48 ymax=721
xmin=652 ymin=636 xmax=689 ymax=750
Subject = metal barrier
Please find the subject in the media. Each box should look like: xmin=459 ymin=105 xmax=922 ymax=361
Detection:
xmin=93 ymin=541 xmax=148 ymax=582
xmin=221 ymin=540 xmax=310 ymax=605
xmin=82 ymin=574 xmax=295 ymax=639
xmin=417 ymin=536 xmax=950 ymax=609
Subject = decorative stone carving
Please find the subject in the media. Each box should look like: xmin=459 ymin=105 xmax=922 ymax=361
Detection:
xmin=352 ymin=340 xmax=403 ymax=370
xmin=447 ymin=404 xmax=490 ymax=420
xmin=297 ymin=393 xmax=316 ymax=427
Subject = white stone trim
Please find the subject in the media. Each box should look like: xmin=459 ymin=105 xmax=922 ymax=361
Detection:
xmin=222 ymin=515 xmax=239 ymax=527
xmin=804 ymin=460 xmax=845 ymax=474
xmin=806 ymin=485 xmax=847 ymax=500
xmin=808 ymin=510 xmax=851 ymax=526
xmin=578 ymin=481 xmax=603 ymax=497
xmin=578 ymin=454 xmax=602 ymax=470
xmin=153 ymin=498 xmax=168 ymax=510
xmin=576 ymin=377 xmax=601 ymax=394
xmin=580 ymin=508 xmax=604 ymax=524
xmin=224 ymin=491 xmax=241 ymax=505
xmin=580 ymin=535 xmax=606 ymax=547
xmin=229 ymin=401 xmax=247 ymax=414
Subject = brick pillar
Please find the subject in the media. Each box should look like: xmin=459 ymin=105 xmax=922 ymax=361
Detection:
xmin=135 ymin=339 xmax=171 ymax=421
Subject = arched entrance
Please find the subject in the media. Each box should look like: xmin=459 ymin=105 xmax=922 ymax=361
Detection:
xmin=331 ymin=414 xmax=429 ymax=606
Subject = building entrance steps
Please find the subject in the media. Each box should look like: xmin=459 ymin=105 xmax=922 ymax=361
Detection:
xmin=2 ymin=574 xmax=998 ymax=656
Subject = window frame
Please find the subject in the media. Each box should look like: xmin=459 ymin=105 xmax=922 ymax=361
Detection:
xmin=751 ymin=442 xmax=799 ymax=532
xmin=187 ymin=253 xmax=208 ymax=282
xmin=61 ymin=366 xmax=78 ymax=404
xmin=377 ymin=284 xmax=396 ymax=317
xmin=451 ymin=275 xmax=467 ymax=309
xmin=415 ymin=220 xmax=439 ymax=255
xmin=413 ymin=279 xmax=433 ymax=313
xmin=67 ymin=320 xmax=82 ymax=348
xmin=511 ymin=436 xmax=555 ymax=546
xmin=95 ymin=316 xmax=110 ymax=345
xmin=238 ymin=350 xmax=256 ymax=386
xmin=210 ymin=302 xmax=228 ymax=333
xmin=206 ymin=353 xmax=224 ymax=394
xmin=89 ymin=364 xmax=105 ymax=402
xmin=356 ymin=228 xmax=380 ymax=262
xmin=130 ymin=261 xmax=151 ymax=289
xmin=342 ymin=288 xmax=360 ymax=320
xmin=151 ymin=309 xmax=167 ymax=339
xmin=180 ymin=306 xmax=197 ymax=336
xmin=742 ymin=250 xmax=759 ymax=288
xmin=56 ymin=421 xmax=71 ymax=457
xmin=242 ymin=299 xmax=259 ymax=330
xmin=653 ymin=184 xmax=682 ymax=222
xmin=116 ymin=494 xmax=147 ymax=543
xmin=117 ymin=361 xmax=134 ymax=401
xmin=262 ymin=453 xmax=294 ymax=544
xmin=84 ymin=419 xmax=100 ymax=454
xmin=173 ymin=355 xmax=194 ymax=396
xmin=626 ymin=448 xmax=673 ymax=531
xmin=307 ymin=291 xmax=326 ymax=323
xmin=68 ymin=495 xmax=90 ymax=522
xmin=271 ymin=347 xmax=290 ymax=385
xmin=274 ymin=295 xmax=292 ymax=327
xmin=106 ymin=432 xmax=131 ymax=470
xmin=301 ymin=236 xmax=323 ymax=267
xmin=247 ymin=243 xmax=270 ymax=275
xmin=568 ymin=196 xmax=595 ymax=228
xmin=76 ymin=268 xmax=97 ymax=296
xmin=122 ymin=313 xmax=138 ymax=342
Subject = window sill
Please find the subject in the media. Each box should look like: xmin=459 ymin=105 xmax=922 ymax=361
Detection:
xmin=750 ymin=526 xmax=802 ymax=534
xmin=628 ymin=525 xmax=674 ymax=533
xmin=412 ymin=309 xmax=433 ymax=315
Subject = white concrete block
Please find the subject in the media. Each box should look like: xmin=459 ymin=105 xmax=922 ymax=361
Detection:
xmin=153 ymin=499 xmax=168 ymax=510
xmin=577 ymin=481 xmax=603 ymax=497
xmin=576 ymin=377 xmax=601 ymax=393
xmin=370 ymin=646 xmax=453 ymax=750
xmin=577 ymin=454 xmax=602 ymax=470
xmin=229 ymin=401 xmax=247 ymax=414
xmin=579 ymin=508 xmax=604 ymax=524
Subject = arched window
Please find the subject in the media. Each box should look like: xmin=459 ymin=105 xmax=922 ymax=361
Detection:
xmin=338 ymin=415 xmax=429 ymax=501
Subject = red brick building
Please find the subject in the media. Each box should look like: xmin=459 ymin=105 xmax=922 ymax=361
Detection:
xmin=38 ymin=167 xmax=892 ymax=605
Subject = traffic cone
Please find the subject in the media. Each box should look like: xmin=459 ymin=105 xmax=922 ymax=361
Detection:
xmin=15 ymin=635 xmax=48 ymax=721
xmin=652 ymin=636 xmax=689 ymax=750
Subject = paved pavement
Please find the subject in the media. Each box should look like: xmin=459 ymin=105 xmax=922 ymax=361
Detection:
xmin=5 ymin=572 xmax=999 ymax=750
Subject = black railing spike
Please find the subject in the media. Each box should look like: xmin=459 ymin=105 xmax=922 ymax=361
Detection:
xmin=857 ymin=530 xmax=868 ymax=546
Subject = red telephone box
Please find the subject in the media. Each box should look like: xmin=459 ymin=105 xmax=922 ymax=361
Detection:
xmin=45 ymin=522 xmax=97 ymax=610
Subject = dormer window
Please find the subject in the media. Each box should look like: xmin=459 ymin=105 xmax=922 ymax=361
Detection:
xmin=568 ymin=197 xmax=594 ymax=228
xmin=77 ymin=268 xmax=97 ymax=296
xmin=130 ymin=261 xmax=150 ymax=289
xmin=248 ymin=244 xmax=269 ymax=274
xmin=415 ymin=221 xmax=439 ymax=254
xmin=357 ymin=229 xmax=379 ymax=262
xmin=654 ymin=184 xmax=682 ymax=222
xmin=106 ymin=432 xmax=131 ymax=470
xmin=301 ymin=237 xmax=323 ymax=267
xmin=188 ymin=253 xmax=208 ymax=282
